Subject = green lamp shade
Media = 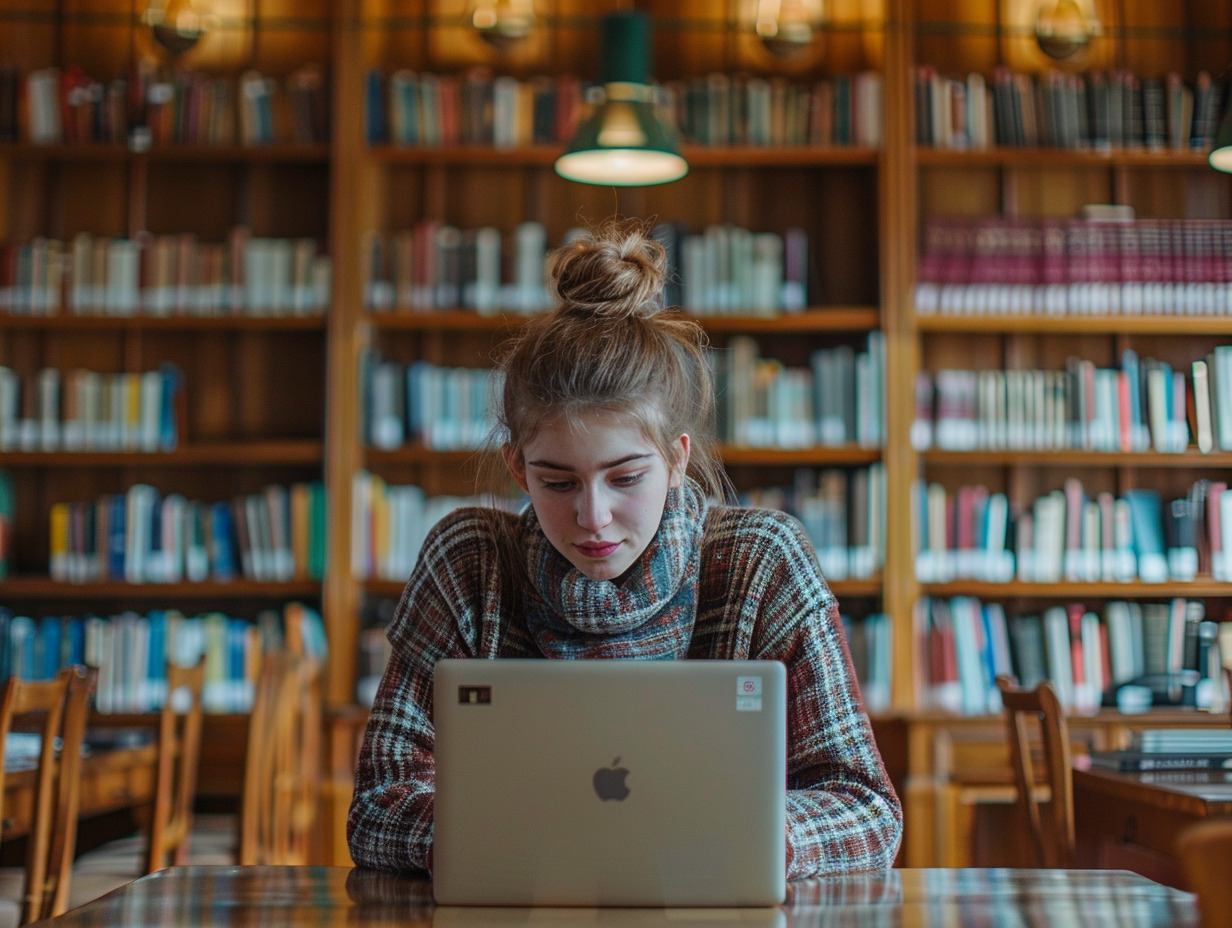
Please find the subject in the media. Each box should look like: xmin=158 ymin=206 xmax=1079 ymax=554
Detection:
xmin=554 ymin=12 xmax=688 ymax=187
xmin=1210 ymin=107 xmax=1232 ymax=173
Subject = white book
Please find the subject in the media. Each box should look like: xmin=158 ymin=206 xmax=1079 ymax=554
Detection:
xmin=1192 ymin=358 xmax=1214 ymax=453
xmin=0 ymin=365 xmax=19 ymax=451
xmin=125 ymin=484 xmax=158 ymax=584
xmin=351 ymin=471 xmax=374 ymax=579
xmin=749 ymin=232 xmax=782 ymax=316
xmin=104 ymin=239 xmax=141 ymax=316
xmin=471 ymin=226 xmax=502 ymax=315
xmin=1077 ymin=611 xmax=1103 ymax=713
xmin=369 ymin=360 xmax=405 ymax=449
xmin=1104 ymin=601 xmax=1136 ymax=685
xmin=1041 ymin=605 xmax=1075 ymax=709
xmin=37 ymin=366 xmax=61 ymax=451
xmin=514 ymin=221 xmax=548 ymax=313
xmin=1214 ymin=346 xmax=1232 ymax=451
xmin=139 ymin=369 xmax=163 ymax=452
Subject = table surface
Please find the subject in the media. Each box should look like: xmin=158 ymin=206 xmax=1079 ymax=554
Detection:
xmin=27 ymin=866 xmax=1198 ymax=928
xmin=1074 ymin=766 xmax=1232 ymax=812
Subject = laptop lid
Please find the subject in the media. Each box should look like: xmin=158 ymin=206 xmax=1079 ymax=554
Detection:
xmin=432 ymin=659 xmax=787 ymax=907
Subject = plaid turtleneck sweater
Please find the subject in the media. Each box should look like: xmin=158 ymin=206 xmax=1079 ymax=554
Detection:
xmin=347 ymin=502 xmax=902 ymax=879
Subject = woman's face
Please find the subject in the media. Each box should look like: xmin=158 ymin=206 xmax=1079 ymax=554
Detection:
xmin=505 ymin=412 xmax=689 ymax=582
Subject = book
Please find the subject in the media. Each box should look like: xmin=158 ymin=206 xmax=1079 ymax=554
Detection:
xmin=1132 ymin=728 xmax=1232 ymax=753
xmin=1087 ymin=750 xmax=1232 ymax=772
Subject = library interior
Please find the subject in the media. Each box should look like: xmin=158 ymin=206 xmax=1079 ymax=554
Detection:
xmin=1 ymin=1 xmax=1232 ymax=926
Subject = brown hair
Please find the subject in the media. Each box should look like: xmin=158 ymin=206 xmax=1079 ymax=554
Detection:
xmin=482 ymin=217 xmax=729 ymax=503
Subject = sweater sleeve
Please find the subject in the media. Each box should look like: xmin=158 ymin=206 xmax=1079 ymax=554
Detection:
xmin=742 ymin=512 xmax=903 ymax=877
xmin=346 ymin=508 xmax=501 ymax=872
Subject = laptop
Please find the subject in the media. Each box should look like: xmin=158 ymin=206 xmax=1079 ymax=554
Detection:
xmin=432 ymin=659 xmax=787 ymax=908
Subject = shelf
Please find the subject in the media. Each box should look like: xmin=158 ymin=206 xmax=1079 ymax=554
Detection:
xmin=915 ymin=147 xmax=1214 ymax=169
xmin=915 ymin=314 xmax=1232 ymax=335
xmin=368 ymin=144 xmax=880 ymax=168
xmin=0 ymin=578 xmax=323 ymax=599
xmin=0 ymin=143 xmax=331 ymax=164
xmin=922 ymin=449 xmax=1232 ymax=468
xmin=921 ymin=579 xmax=1232 ymax=599
xmin=366 ymin=308 xmax=881 ymax=333
xmin=0 ymin=441 xmax=324 ymax=467
xmin=0 ymin=315 xmax=329 ymax=332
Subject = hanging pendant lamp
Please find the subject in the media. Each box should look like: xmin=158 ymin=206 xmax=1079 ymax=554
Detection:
xmin=554 ymin=11 xmax=688 ymax=186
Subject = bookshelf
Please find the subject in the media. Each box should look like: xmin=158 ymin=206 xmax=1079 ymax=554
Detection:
xmin=4 ymin=0 xmax=1232 ymax=868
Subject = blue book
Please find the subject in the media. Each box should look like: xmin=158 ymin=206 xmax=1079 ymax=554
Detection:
xmin=364 ymin=69 xmax=388 ymax=144
xmin=1125 ymin=488 xmax=1167 ymax=583
xmin=38 ymin=616 xmax=62 ymax=680
xmin=65 ymin=616 xmax=86 ymax=666
xmin=0 ymin=606 xmax=10 ymax=682
xmin=106 ymin=492 xmax=127 ymax=581
xmin=9 ymin=614 xmax=35 ymax=682
xmin=147 ymin=609 xmax=168 ymax=708
xmin=208 ymin=501 xmax=238 ymax=581
xmin=159 ymin=362 xmax=183 ymax=451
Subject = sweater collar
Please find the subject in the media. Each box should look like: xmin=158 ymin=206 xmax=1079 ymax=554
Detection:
xmin=521 ymin=479 xmax=708 ymax=659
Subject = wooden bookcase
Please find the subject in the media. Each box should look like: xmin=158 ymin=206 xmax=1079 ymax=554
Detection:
xmin=3 ymin=0 xmax=1232 ymax=867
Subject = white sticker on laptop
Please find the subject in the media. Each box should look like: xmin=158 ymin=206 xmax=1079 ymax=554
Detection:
xmin=736 ymin=677 xmax=762 ymax=711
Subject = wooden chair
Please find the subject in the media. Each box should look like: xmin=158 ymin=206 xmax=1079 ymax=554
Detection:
xmin=0 ymin=666 xmax=96 ymax=926
xmin=995 ymin=674 xmax=1076 ymax=868
xmin=1178 ymin=818 xmax=1232 ymax=928
xmin=145 ymin=657 xmax=207 ymax=871
xmin=238 ymin=652 xmax=322 ymax=865
xmin=68 ymin=657 xmax=208 ymax=906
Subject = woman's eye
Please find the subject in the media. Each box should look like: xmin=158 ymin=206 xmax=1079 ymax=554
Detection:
xmin=542 ymin=480 xmax=575 ymax=492
xmin=613 ymin=472 xmax=644 ymax=487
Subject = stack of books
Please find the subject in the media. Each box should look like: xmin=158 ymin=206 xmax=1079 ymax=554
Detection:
xmin=1088 ymin=728 xmax=1232 ymax=771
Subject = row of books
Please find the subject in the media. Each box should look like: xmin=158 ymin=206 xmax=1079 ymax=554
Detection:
xmin=366 ymin=68 xmax=883 ymax=149
xmin=916 ymin=67 xmax=1225 ymax=152
xmin=740 ymin=465 xmax=885 ymax=582
xmin=363 ymin=221 xmax=814 ymax=317
xmin=47 ymin=481 xmax=327 ymax=585
xmin=9 ymin=63 xmax=329 ymax=148
xmin=912 ymin=347 xmax=1232 ymax=454
xmin=365 ymin=358 xmax=503 ymax=452
xmin=912 ymin=479 xmax=1232 ymax=585
xmin=0 ymin=231 xmax=331 ymax=318
xmin=714 ymin=333 xmax=885 ymax=449
xmin=840 ymin=613 xmax=892 ymax=714
xmin=916 ymin=215 xmax=1232 ymax=317
xmin=0 ymin=604 xmax=327 ymax=714
xmin=0 ymin=364 xmax=183 ymax=454
xmin=350 ymin=475 xmax=523 ymax=583
xmin=919 ymin=596 xmax=1230 ymax=716
xmin=363 ymin=221 xmax=553 ymax=315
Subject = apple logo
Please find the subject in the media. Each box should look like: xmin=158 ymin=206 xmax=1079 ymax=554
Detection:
xmin=592 ymin=757 xmax=630 ymax=801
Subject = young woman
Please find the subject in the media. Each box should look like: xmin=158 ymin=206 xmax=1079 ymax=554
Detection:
xmin=347 ymin=219 xmax=902 ymax=878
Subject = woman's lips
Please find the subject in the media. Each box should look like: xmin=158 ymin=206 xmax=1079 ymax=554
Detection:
xmin=576 ymin=541 xmax=620 ymax=558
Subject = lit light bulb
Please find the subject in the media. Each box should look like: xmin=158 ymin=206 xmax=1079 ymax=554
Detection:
xmin=754 ymin=0 xmax=823 ymax=60
xmin=470 ymin=0 xmax=535 ymax=53
xmin=1035 ymin=0 xmax=1101 ymax=60
xmin=143 ymin=0 xmax=209 ymax=57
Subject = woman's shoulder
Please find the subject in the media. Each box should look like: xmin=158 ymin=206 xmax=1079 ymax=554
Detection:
xmin=704 ymin=503 xmax=809 ymax=547
xmin=420 ymin=505 xmax=520 ymax=560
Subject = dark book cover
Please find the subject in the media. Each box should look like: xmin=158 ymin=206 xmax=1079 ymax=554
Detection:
xmin=1088 ymin=750 xmax=1232 ymax=772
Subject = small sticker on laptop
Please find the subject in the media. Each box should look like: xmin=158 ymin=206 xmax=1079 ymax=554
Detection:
xmin=736 ymin=695 xmax=762 ymax=711
xmin=737 ymin=676 xmax=762 ymax=696
xmin=458 ymin=686 xmax=491 ymax=705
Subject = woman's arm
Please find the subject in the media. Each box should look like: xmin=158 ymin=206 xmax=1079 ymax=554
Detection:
xmin=748 ymin=514 xmax=903 ymax=877
xmin=346 ymin=509 xmax=500 ymax=872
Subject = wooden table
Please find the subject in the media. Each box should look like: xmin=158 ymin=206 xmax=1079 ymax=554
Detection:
xmin=26 ymin=865 xmax=1198 ymax=927
xmin=1073 ymin=765 xmax=1232 ymax=889
xmin=2 ymin=738 xmax=158 ymax=841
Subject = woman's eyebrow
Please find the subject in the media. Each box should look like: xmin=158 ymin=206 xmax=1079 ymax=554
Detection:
xmin=526 ymin=453 xmax=653 ymax=470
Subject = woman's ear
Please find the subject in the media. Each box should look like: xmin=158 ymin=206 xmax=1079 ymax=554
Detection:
xmin=503 ymin=443 xmax=529 ymax=492
xmin=669 ymin=433 xmax=691 ymax=488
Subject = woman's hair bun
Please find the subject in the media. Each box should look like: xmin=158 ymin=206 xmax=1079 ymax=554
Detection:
xmin=548 ymin=218 xmax=667 ymax=320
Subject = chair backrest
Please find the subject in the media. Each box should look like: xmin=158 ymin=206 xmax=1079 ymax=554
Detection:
xmin=145 ymin=657 xmax=206 ymax=873
xmin=239 ymin=652 xmax=322 ymax=866
xmin=0 ymin=665 xmax=97 ymax=924
xmin=995 ymin=674 xmax=1075 ymax=868
xmin=1178 ymin=818 xmax=1232 ymax=927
